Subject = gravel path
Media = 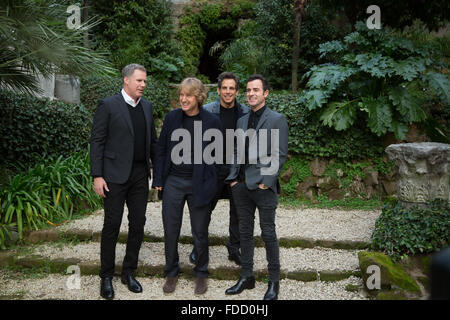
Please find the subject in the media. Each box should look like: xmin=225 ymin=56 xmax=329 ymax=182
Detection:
xmin=24 ymin=241 xmax=361 ymax=273
xmin=58 ymin=200 xmax=380 ymax=243
xmin=0 ymin=271 xmax=367 ymax=300
xmin=1 ymin=200 xmax=379 ymax=300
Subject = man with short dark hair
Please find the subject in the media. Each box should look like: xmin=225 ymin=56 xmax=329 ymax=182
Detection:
xmin=189 ymin=72 xmax=250 ymax=266
xmin=90 ymin=63 xmax=158 ymax=299
xmin=225 ymin=74 xmax=288 ymax=300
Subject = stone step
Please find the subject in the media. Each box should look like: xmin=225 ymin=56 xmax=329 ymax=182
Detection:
xmin=0 ymin=271 xmax=368 ymax=300
xmin=2 ymin=242 xmax=362 ymax=282
xmin=27 ymin=200 xmax=380 ymax=250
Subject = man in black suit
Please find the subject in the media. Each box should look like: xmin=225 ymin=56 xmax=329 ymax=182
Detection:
xmin=90 ymin=63 xmax=157 ymax=300
xmin=225 ymin=74 xmax=288 ymax=300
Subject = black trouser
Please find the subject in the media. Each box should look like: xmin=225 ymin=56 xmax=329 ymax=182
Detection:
xmin=208 ymin=168 xmax=240 ymax=254
xmin=100 ymin=162 xmax=149 ymax=278
xmin=231 ymin=182 xmax=280 ymax=282
xmin=162 ymin=175 xmax=210 ymax=278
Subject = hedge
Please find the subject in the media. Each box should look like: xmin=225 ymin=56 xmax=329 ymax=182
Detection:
xmin=0 ymin=90 xmax=91 ymax=165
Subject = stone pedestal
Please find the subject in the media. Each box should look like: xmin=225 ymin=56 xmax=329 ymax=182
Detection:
xmin=385 ymin=142 xmax=450 ymax=207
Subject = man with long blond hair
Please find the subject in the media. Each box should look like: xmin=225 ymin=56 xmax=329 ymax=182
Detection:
xmin=152 ymin=77 xmax=222 ymax=295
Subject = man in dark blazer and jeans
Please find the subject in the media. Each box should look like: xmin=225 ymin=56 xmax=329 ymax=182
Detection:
xmin=90 ymin=64 xmax=157 ymax=300
xmin=153 ymin=77 xmax=222 ymax=295
xmin=225 ymin=74 xmax=288 ymax=300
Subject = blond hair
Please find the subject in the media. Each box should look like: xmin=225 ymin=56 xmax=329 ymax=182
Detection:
xmin=178 ymin=77 xmax=208 ymax=107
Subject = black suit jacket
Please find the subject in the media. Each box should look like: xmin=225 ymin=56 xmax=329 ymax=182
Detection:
xmin=151 ymin=106 xmax=222 ymax=207
xmin=90 ymin=93 xmax=157 ymax=184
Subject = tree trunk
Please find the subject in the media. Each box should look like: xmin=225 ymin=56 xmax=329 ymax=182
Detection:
xmin=291 ymin=13 xmax=302 ymax=93
xmin=292 ymin=0 xmax=307 ymax=94
xmin=82 ymin=0 xmax=89 ymax=48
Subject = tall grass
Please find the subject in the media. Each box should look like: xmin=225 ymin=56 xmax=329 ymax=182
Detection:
xmin=0 ymin=150 xmax=102 ymax=249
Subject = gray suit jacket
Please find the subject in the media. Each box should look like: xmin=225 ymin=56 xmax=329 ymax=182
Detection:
xmin=225 ymin=106 xmax=289 ymax=192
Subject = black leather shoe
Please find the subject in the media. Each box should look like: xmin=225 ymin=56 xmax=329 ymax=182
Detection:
xmin=225 ymin=276 xmax=255 ymax=295
xmin=100 ymin=277 xmax=114 ymax=300
xmin=228 ymin=252 xmax=242 ymax=266
xmin=189 ymin=250 xmax=197 ymax=265
xmin=263 ymin=281 xmax=279 ymax=300
xmin=121 ymin=274 xmax=143 ymax=293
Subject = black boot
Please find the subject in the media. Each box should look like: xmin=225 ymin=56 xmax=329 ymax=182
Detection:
xmin=121 ymin=273 xmax=143 ymax=293
xmin=100 ymin=277 xmax=114 ymax=300
xmin=225 ymin=276 xmax=255 ymax=295
xmin=263 ymin=281 xmax=279 ymax=300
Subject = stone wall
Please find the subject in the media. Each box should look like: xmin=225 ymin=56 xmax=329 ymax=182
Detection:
xmin=280 ymin=157 xmax=398 ymax=202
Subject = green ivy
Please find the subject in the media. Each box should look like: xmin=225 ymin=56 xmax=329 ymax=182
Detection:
xmin=0 ymin=90 xmax=91 ymax=165
xmin=371 ymin=199 xmax=450 ymax=260
xmin=280 ymin=157 xmax=311 ymax=196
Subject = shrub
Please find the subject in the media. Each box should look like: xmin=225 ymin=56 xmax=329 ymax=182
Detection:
xmin=301 ymin=21 xmax=450 ymax=141
xmin=0 ymin=149 xmax=102 ymax=248
xmin=90 ymin=0 xmax=183 ymax=82
xmin=265 ymin=93 xmax=384 ymax=160
xmin=371 ymin=199 xmax=450 ymax=260
xmin=0 ymin=90 xmax=91 ymax=164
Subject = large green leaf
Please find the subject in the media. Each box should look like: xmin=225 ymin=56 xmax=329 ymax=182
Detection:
xmin=363 ymin=97 xmax=393 ymax=136
xmin=320 ymin=100 xmax=357 ymax=131
xmin=318 ymin=40 xmax=345 ymax=58
xmin=303 ymin=89 xmax=329 ymax=110
xmin=355 ymin=53 xmax=395 ymax=78
xmin=391 ymin=120 xmax=409 ymax=140
xmin=422 ymin=71 xmax=450 ymax=106
xmin=388 ymin=86 xmax=427 ymax=123
xmin=392 ymin=57 xmax=427 ymax=81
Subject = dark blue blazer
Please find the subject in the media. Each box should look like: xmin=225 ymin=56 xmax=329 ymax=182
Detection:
xmin=152 ymin=106 xmax=222 ymax=207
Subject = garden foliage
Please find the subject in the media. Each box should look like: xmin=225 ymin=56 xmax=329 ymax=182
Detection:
xmin=218 ymin=0 xmax=344 ymax=89
xmin=0 ymin=0 xmax=114 ymax=95
xmin=0 ymin=90 xmax=91 ymax=164
xmin=371 ymin=199 xmax=450 ymax=260
xmin=0 ymin=150 xmax=102 ymax=249
xmin=80 ymin=75 xmax=171 ymax=122
xmin=300 ymin=22 xmax=450 ymax=140
xmin=265 ymin=94 xmax=384 ymax=160
xmin=90 ymin=0 xmax=183 ymax=82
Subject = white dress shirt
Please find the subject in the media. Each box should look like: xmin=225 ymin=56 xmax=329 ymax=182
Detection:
xmin=121 ymin=88 xmax=141 ymax=107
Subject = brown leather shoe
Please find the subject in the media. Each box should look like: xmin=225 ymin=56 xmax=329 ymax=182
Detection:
xmin=163 ymin=276 xmax=178 ymax=294
xmin=194 ymin=277 xmax=208 ymax=295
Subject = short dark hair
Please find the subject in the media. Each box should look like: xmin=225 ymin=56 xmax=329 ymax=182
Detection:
xmin=246 ymin=74 xmax=269 ymax=92
xmin=217 ymin=72 xmax=239 ymax=91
